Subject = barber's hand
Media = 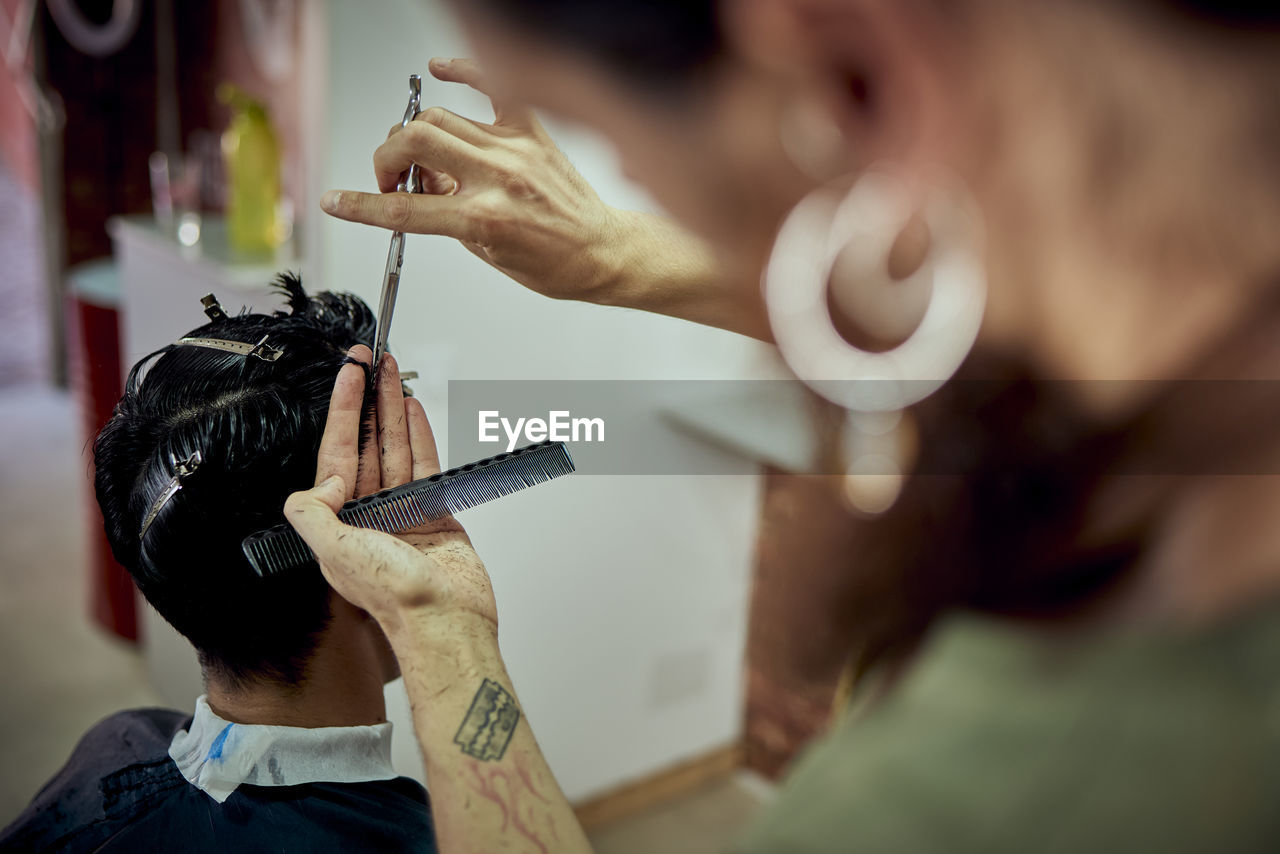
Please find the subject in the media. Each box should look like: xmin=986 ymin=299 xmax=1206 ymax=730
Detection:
xmin=285 ymin=346 xmax=499 ymax=638
xmin=320 ymin=57 xmax=623 ymax=304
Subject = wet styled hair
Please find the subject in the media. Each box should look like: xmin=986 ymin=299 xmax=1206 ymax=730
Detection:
xmin=93 ymin=274 xmax=374 ymax=689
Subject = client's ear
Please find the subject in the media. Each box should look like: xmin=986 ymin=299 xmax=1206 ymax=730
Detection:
xmin=327 ymin=587 xmax=366 ymax=620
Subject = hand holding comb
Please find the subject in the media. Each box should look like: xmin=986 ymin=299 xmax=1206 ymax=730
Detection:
xmin=243 ymin=441 xmax=574 ymax=577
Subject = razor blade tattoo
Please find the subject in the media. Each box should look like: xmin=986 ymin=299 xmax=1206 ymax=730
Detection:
xmin=454 ymin=678 xmax=521 ymax=762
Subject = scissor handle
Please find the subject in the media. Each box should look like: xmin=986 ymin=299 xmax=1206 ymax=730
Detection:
xmin=399 ymin=75 xmax=423 ymax=194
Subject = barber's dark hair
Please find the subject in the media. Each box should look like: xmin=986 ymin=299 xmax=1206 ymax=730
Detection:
xmin=94 ymin=274 xmax=374 ymax=688
xmin=472 ymin=0 xmax=721 ymax=91
xmin=471 ymin=0 xmax=1277 ymax=95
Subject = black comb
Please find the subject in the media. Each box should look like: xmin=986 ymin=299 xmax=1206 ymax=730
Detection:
xmin=242 ymin=441 xmax=575 ymax=577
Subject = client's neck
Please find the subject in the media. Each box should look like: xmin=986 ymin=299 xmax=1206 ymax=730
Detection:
xmin=204 ymin=604 xmax=394 ymax=728
xmin=205 ymin=669 xmax=387 ymax=729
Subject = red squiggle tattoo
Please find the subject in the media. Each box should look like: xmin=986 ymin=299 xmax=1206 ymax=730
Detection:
xmin=465 ymin=762 xmax=510 ymax=831
xmin=515 ymin=755 xmax=560 ymax=843
xmin=514 ymin=754 xmax=549 ymax=805
xmin=464 ymin=755 xmax=551 ymax=853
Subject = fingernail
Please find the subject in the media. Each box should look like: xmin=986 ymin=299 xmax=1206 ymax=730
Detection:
xmin=321 ymin=190 xmax=341 ymax=212
xmin=321 ymin=475 xmax=342 ymax=489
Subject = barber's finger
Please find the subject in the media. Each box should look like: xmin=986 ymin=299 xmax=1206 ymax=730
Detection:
xmin=382 ymin=123 xmax=461 ymax=196
xmin=428 ymin=57 xmax=488 ymax=93
xmin=286 ymin=477 xmax=381 ymax=594
xmin=314 ymin=350 xmax=369 ymax=498
xmin=403 ymin=397 xmax=467 ymax=536
xmin=419 ymin=168 xmax=458 ymax=196
xmin=385 ymin=106 xmax=490 ymax=147
xmin=355 ymin=400 xmax=381 ymax=497
xmin=286 ymin=476 xmax=354 ymax=561
xmin=415 ymin=106 xmax=495 ymax=147
xmin=406 ymin=397 xmax=442 ymax=479
xmin=320 ymin=189 xmax=473 ymax=240
xmin=373 ymin=121 xmax=485 ymax=193
xmin=292 ymin=474 xmax=346 ymax=516
xmin=377 ymin=355 xmax=412 ymax=488
xmin=428 ymin=57 xmax=535 ymax=129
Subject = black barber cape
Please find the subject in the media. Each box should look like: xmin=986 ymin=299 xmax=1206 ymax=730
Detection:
xmin=0 ymin=709 xmax=437 ymax=853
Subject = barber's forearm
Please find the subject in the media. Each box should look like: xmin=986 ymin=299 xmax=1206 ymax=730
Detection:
xmin=594 ymin=209 xmax=774 ymax=342
xmin=387 ymin=612 xmax=594 ymax=854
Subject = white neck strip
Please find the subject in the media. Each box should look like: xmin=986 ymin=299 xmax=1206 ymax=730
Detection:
xmin=168 ymin=695 xmax=398 ymax=803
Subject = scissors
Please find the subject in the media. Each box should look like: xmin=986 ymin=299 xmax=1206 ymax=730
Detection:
xmin=372 ymin=74 xmax=424 ymax=372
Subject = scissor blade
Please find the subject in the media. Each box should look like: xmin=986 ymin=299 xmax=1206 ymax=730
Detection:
xmin=372 ymin=230 xmax=406 ymax=368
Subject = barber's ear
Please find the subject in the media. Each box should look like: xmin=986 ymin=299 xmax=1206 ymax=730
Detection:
xmin=720 ymin=0 xmax=949 ymax=168
xmin=719 ymin=0 xmax=815 ymax=74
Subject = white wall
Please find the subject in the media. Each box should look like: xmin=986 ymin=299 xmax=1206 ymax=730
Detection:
xmin=305 ymin=0 xmax=772 ymax=800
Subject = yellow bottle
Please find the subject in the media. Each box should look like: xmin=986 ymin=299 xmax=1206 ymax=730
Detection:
xmin=219 ymin=84 xmax=283 ymax=254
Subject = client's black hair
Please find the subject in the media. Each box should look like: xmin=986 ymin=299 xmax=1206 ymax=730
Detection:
xmin=94 ymin=274 xmax=374 ymax=689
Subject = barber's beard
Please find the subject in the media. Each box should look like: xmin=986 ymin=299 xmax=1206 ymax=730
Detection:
xmin=830 ymin=345 xmax=1143 ymax=680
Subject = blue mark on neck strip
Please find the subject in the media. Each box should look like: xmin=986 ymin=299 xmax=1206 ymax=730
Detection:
xmin=208 ymin=723 xmax=233 ymax=761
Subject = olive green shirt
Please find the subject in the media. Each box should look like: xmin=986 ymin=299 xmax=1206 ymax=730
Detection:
xmin=737 ymin=600 xmax=1280 ymax=853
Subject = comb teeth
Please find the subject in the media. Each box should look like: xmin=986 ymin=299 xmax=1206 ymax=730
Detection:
xmin=242 ymin=441 xmax=575 ymax=577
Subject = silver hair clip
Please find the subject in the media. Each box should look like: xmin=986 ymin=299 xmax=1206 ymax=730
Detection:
xmin=175 ymin=335 xmax=284 ymax=362
xmin=201 ymin=293 xmax=229 ymax=321
xmin=138 ymin=450 xmax=203 ymax=539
